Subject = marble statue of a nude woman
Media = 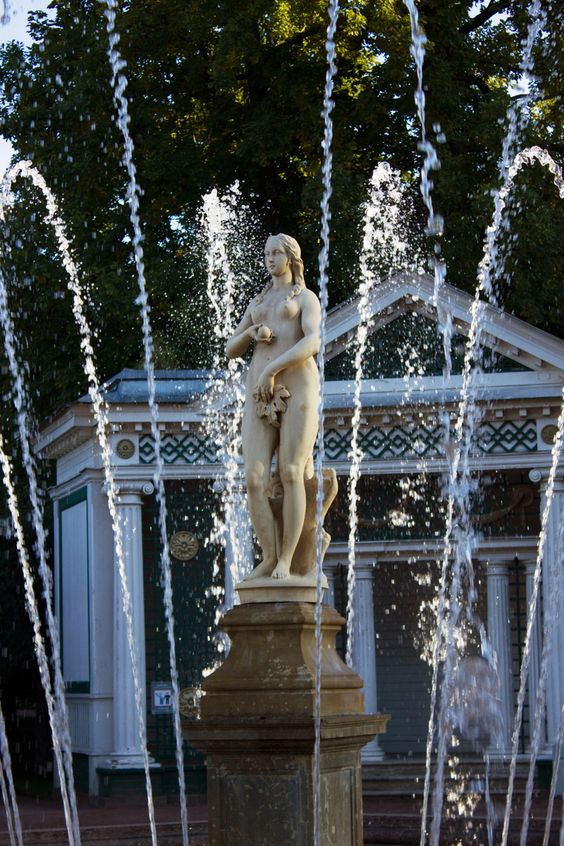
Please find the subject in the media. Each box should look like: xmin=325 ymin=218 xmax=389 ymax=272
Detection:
xmin=226 ymin=234 xmax=336 ymax=581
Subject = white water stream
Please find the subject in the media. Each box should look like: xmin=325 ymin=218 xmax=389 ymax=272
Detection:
xmin=102 ymin=2 xmax=189 ymax=842
xmin=313 ymin=1 xmax=340 ymax=844
xmin=542 ymin=704 xmax=564 ymax=846
xmin=0 ymin=160 xmax=159 ymax=846
xmin=502 ymin=386 xmax=564 ymax=846
xmin=0 ymin=170 xmax=82 ymax=846
xmin=201 ymin=186 xmax=253 ymax=611
xmin=399 ymin=1 xmax=552 ymax=841
xmin=0 ymin=695 xmax=23 ymax=846
xmin=345 ymin=163 xmax=422 ymax=667
xmin=0 ymin=3 xmax=560 ymax=845
xmin=0 ymin=429 xmax=78 ymax=846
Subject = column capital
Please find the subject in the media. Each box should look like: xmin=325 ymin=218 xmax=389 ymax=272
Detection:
xmin=529 ymin=468 xmax=564 ymax=489
xmin=353 ymin=561 xmax=377 ymax=580
xmin=485 ymin=560 xmax=510 ymax=578
xmin=523 ymin=559 xmax=539 ymax=575
xmin=103 ymin=480 xmax=155 ymax=502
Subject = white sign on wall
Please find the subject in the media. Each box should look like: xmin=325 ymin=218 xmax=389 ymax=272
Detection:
xmin=151 ymin=682 xmax=174 ymax=714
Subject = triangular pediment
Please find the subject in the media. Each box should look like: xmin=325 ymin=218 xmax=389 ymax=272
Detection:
xmin=325 ymin=311 xmax=533 ymax=380
xmin=324 ymin=272 xmax=564 ymax=378
xmin=39 ymin=272 xmax=560 ymax=443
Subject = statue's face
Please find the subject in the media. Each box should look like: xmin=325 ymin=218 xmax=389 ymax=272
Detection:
xmin=264 ymin=236 xmax=291 ymax=278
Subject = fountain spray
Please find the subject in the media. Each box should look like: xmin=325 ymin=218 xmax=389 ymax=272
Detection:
xmin=313 ymin=1 xmax=340 ymax=843
xmin=103 ymin=3 xmax=189 ymax=842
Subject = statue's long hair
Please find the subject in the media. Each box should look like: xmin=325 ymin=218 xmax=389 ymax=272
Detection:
xmin=254 ymin=233 xmax=306 ymax=304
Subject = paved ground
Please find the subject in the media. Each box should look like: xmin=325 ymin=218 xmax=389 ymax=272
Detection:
xmin=0 ymin=793 xmax=206 ymax=831
xmin=0 ymin=792 xmax=561 ymax=844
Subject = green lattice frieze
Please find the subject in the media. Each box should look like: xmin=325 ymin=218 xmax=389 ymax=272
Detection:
xmin=139 ymin=432 xmax=217 ymax=465
xmin=323 ymin=419 xmax=536 ymax=461
xmin=324 ymin=423 xmax=444 ymax=460
xmin=138 ymin=419 xmax=536 ymax=465
xmin=474 ymin=420 xmax=537 ymax=453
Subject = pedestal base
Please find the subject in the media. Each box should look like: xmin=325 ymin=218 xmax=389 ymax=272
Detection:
xmin=191 ymin=715 xmax=384 ymax=846
xmin=236 ymin=572 xmax=328 ymax=604
xmin=185 ymin=602 xmax=389 ymax=846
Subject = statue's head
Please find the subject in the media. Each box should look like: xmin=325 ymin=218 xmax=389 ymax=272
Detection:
xmin=270 ymin=233 xmax=305 ymax=289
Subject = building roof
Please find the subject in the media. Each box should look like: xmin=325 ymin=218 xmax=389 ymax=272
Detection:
xmin=36 ymin=272 xmax=563 ymax=463
xmin=78 ymin=369 xmax=217 ymax=405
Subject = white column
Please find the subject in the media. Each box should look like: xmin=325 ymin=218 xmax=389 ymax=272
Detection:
xmin=524 ymin=558 xmax=545 ymax=749
xmin=351 ymin=561 xmax=384 ymax=763
xmin=110 ymin=480 xmax=154 ymax=768
xmin=530 ymin=469 xmax=564 ymax=754
xmin=486 ymin=559 xmax=513 ymax=754
xmin=324 ymin=562 xmax=336 ymax=609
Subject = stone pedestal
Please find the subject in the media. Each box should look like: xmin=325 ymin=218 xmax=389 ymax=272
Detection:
xmin=185 ymin=602 xmax=388 ymax=846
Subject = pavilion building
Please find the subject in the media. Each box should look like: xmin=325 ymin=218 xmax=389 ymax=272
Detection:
xmin=36 ymin=272 xmax=564 ymax=796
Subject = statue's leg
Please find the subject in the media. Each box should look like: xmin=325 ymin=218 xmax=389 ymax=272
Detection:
xmin=242 ymin=410 xmax=278 ymax=578
xmin=272 ymin=397 xmax=318 ymax=580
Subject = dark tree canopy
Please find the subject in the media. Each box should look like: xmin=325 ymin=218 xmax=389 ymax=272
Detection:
xmin=0 ymin=0 xmax=561 ymax=420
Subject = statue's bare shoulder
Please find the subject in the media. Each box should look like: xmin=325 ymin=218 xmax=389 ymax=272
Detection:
xmin=297 ymin=288 xmax=321 ymax=308
xmin=297 ymin=288 xmax=321 ymax=333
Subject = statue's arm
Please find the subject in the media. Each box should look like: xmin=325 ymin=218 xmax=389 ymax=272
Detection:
xmin=256 ymin=291 xmax=321 ymax=399
xmin=226 ymin=307 xmax=255 ymax=359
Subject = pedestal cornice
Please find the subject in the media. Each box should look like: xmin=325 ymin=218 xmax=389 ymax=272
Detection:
xmin=186 ymin=713 xmax=389 ymax=756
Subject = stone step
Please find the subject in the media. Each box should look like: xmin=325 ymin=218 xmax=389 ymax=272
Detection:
xmin=363 ymin=813 xmax=561 ymax=846
xmin=362 ymin=760 xmax=536 ymax=798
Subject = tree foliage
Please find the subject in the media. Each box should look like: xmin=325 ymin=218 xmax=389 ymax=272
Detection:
xmin=0 ymin=0 xmax=561 ymax=420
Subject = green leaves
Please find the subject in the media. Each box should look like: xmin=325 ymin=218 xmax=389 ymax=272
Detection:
xmin=0 ymin=0 xmax=561 ymax=427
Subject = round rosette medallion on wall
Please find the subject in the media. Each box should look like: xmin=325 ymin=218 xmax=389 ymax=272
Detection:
xmin=541 ymin=424 xmax=558 ymax=445
xmin=116 ymin=438 xmax=135 ymax=459
xmin=169 ymin=530 xmax=199 ymax=561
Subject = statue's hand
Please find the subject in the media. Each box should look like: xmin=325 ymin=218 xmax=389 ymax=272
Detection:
xmin=256 ymin=369 xmax=275 ymax=402
xmin=248 ymin=324 xmax=274 ymax=344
